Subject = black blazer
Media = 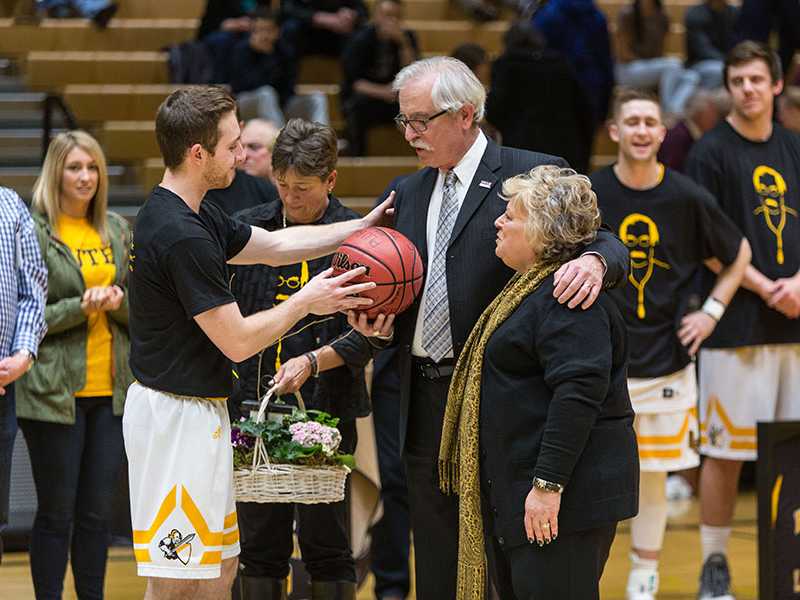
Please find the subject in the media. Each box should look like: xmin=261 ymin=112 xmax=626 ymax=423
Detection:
xmin=479 ymin=278 xmax=639 ymax=547
xmin=389 ymin=139 xmax=629 ymax=453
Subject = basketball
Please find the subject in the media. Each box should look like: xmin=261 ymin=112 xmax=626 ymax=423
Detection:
xmin=331 ymin=227 xmax=424 ymax=319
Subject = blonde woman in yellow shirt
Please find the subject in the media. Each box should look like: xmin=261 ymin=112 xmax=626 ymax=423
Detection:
xmin=17 ymin=130 xmax=132 ymax=600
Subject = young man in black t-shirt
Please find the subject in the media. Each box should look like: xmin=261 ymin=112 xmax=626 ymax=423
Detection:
xmin=124 ymin=86 xmax=392 ymax=598
xmin=686 ymin=41 xmax=800 ymax=600
xmin=593 ymin=89 xmax=750 ymax=600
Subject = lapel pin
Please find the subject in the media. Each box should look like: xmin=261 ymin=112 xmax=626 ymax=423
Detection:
xmin=479 ymin=180 xmax=492 ymax=188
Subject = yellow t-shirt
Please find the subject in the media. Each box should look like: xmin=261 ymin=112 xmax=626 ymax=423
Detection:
xmin=57 ymin=214 xmax=116 ymax=397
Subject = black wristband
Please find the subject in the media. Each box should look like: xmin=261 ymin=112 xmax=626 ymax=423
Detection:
xmin=304 ymin=351 xmax=320 ymax=378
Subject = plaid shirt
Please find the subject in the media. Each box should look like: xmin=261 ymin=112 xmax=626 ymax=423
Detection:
xmin=0 ymin=187 xmax=47 ymax=359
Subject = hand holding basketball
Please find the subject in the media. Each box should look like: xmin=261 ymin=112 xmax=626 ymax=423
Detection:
xmin=347 ymin=311 xmax=395 ymax=339
xmin=296 ymin=267 xmax=376 ymax=316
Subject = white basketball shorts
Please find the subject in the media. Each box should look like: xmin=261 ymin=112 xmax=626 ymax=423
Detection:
xmin=123 ymin=382 xmax=240 ymax=579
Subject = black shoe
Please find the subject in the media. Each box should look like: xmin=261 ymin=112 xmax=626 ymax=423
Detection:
xmin=91 ymin=2 xmax=117 ymax=28
xmin=697 ymin=553 xmax=735 ymax=600
xmin=311 ymin=580 xmax=356 ymax=600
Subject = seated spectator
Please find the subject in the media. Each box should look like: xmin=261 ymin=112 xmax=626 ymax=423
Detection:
xmin=452 ymin=42 xmax=490 ymax=87
xmin=685 ymin=0 xmax=738 ymax=89
xmin=531 ymin=0 xmax=614 ymax=126
xmin=241 ymin=118 xmax=281 ymax=183
xmin=487 ymin=21 xmax=594 ymax=173
xmin=280 ymin=0 xmax=368 ymax=58
xmin=35 ymin=0 xmax=116 ymax=27
xmin=229 ymin=7 xmax=329 ymax=126
xmin=735 ymin=0 xmax=800 ymax=73
xmin=658 ymin=88 xmax=729 ymax=172
xmin=204 ymin=120 xmax=280 ymax=216
xmin=197 ymin=0 xmax=268 ymax=41
xmin=779 ymin=86 xmax=800 ymax=133
xmin=341 ymin=0 xmax=419 ymax=155
xmin=615 ymin=0 xmax=699 ymax=118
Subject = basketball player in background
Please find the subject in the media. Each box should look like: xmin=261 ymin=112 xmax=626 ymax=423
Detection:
xmin=592 ymin=88 xmax=750 ymax=600
xmin=686 ymin=41 xmax=800 ymax=600
xmin=229 ymin=119 xmax=392 ymax=600
xmin=124 ymin=87 xmax=392 ymax=600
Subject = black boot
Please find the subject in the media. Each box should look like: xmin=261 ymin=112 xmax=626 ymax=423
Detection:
xmin=236 ymin=574 xmax=288 ymax=600
xmin=310 ymin=580 xmax=356 ymax=600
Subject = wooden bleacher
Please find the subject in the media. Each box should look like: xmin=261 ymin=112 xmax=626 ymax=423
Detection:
xmin=1 ymin=0 xmax=714 ymax=210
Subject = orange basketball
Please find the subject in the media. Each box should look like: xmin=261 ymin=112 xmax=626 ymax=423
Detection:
xmin=331 ymin=227 xmax=424 ymax=319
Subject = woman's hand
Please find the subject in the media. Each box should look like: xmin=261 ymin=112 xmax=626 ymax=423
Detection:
xmin=347 ymin=311 xmax=395 ymax=338
xmin=524 ymin=486 xmax=561 ymax=546
xmin=272 ymin=355 xmax=313 ymax=394
xmin=678 ymin=310 xmax=717 ymax=356
xmin=81 ymin=286 xmax=123 ymax=314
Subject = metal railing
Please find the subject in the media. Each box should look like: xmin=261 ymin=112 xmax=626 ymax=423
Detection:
xmin=41 ymin=93 xmax=78 ymax=162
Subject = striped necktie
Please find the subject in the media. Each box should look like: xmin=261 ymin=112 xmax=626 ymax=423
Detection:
xmin=422 ymin=169 xmax=459 ymax=362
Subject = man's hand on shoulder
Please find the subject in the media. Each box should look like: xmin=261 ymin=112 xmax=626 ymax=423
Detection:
xmin=552 ymin=254 xmax=605 ymax=310
xmin=362 ymin=191 xmax=395 ymax=229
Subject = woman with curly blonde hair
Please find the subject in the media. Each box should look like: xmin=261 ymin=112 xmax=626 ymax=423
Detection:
xmin=439 ymin=165 xmax=639 ymax=600
xmin=18 ymin=130 xmax=133 ymax=600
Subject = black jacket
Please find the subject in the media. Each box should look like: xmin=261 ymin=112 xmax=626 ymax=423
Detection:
xmin=684 ymin=2 xmax=738 ymax=65
xmin=486 ymin=48 xmax=594 ymax=174
xmin=479 ymin=278 xmax=638 ymax=546
xmin=388 ymin=139 xmax=629 ymax=453
xmin=229 ymin=195 xmax=377 ymax=421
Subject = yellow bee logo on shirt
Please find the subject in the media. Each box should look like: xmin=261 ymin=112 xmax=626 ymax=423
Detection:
xmin=620 ymin=213 xmax=671 ymax=319
xmin=752 ymin=166 xmax=798 ymax=265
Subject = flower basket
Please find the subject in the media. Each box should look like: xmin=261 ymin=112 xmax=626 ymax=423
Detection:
xmin=232 ymin=387 xmax=351 ymax=504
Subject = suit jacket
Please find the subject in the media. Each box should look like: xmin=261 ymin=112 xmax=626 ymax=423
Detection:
xmin=389 ymin=138 xmax=629 ymax=453
xmin=479 ymin=278 xmax=638 ymax=547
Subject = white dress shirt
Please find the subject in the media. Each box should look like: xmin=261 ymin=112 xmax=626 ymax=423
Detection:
xmin=411 ymin=131 xmax=488 ymax=358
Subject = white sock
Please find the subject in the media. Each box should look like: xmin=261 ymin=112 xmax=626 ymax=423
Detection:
xmin=700 ymin=524 xmax=731 ymax=563
xmin=627 ymin=552 xmax=659 ymax=596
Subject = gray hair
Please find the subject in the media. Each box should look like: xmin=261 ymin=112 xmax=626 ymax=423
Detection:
xmin=393 ymin=56 xmax=486 ymax=124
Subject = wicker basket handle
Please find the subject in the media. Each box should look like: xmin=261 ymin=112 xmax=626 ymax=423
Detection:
xmin=255 ymin=384 xmax=306 ymax=424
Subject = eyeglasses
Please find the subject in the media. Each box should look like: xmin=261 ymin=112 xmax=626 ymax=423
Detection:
xmin=394 ymin=109 xmax=449 ymax=134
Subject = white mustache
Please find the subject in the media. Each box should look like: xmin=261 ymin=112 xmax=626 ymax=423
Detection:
xmin=410 ymin=141 xmax=432 ymax=151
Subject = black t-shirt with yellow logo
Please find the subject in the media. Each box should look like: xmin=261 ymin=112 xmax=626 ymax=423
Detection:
xmin=687 ymin=121 xmax=800 ymax=348
xmin=592 ymin=166 xmax=742 ymax=377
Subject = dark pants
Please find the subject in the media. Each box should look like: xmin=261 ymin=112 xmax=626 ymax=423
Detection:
xmin=19 ymin=397 xmax=125 ymax=600
xmin=343 ymin=95 xmax=399 ymax=156
xmin=485 ymin=519 xmax=616 ymax=600
xmin=404 ymin=370 xmax=459 ymax=600
xmin=0 ymin=381 xmax=17 ymax=564
xmin=369 ymin=350 xmax=411 ymax=599
xmin=237 ymin=420 xmax=357 ymax=582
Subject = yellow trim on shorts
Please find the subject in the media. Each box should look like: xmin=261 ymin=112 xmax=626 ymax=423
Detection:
xmin=700 ymin=395 xmax=756 ymax=436
xmin=134 ymin=549 xmax=151 ymax=563
xmin=132 ymin=485 xmax=177 ymax=544
xmin=639 ymin=448 xmax=682 ymax=459
xmin=223 ymin=529 xmax=240 ymax=545
xmin=224 ymin=511 xmax=238 ymax=529
xmin=637 ymin=413 xmax=691 ymax=446
xmin=200 ymin=551 xmax=223 ymax=565
xmin=181 ymin=486 xmax=224 ymax=547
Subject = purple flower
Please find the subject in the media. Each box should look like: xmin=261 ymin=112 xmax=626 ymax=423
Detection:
xmin=289 ymin=421 xmax=341 ymax=456
xmin=231 ymin=426 xmax=255 ymax=449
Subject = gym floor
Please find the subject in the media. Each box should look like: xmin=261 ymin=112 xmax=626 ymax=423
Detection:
xmin=0 ymin=492 xmax=758 ymax=599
